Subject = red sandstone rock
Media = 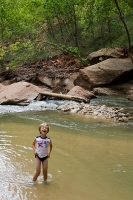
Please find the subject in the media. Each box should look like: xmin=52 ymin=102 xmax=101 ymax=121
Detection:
xmin=74 ymin=58 xmax=133 ymax=90
xmin=0 ymin=82 xmax=41 ymax=105
xmin=67 ymin=86 xmax=96 ymax=100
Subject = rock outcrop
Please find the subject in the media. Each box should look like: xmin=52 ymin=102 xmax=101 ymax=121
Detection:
xmin=0 ymin=82 xmax=41 ymax=105
xmin=74 ymin=58 xmax=133 ymax=90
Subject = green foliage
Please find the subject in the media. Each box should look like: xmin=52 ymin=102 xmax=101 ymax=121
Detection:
xmin=99 ymin=57 xmax=103 ymax=62
xmin=0 ymin=0 xmax=133 ymax=70
xmin=0 ymin=46 xmax=7 ymax=59
xmin=66 ymin=46 xmax=89 ymax=66
xmin=67 ymin=47 xmax=80 ymax=56
xmin=0 ymin=40 xmax=39 ymax=69
xmin=0 ymin=46 xmax=7 ymax=68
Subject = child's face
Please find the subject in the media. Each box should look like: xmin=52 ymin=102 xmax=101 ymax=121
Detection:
xmin=40 ymin=125 xmax=49 ymax=137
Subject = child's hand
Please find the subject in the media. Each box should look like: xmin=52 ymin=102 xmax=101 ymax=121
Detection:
xmin=48 ymin=153 xmax=50 ymax=158
xmin=34 ymin=151 xmax=38 ymax=156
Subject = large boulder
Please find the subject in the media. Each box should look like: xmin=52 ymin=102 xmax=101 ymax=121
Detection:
xmin=87 ymin=47 xmax=127 ymax=65
xmin=67 ymin=86 xmax=96 ymax=100
xmin=74 ymin=58 xmax=133 ymax=90
xmin=0 ymin=82 xmax=41 ymax=105
xmin=0 ymin=83 xmax=6 ymax=93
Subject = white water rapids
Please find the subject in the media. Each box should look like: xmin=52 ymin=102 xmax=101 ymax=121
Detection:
xmin=0 ymin=96 xmax=133 ymax=119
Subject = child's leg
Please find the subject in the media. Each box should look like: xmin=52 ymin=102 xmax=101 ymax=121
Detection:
xmin=42 ymin=158 xmax=48 ymax=181
xmin=33 ymin=156 xmax=41 ymax=182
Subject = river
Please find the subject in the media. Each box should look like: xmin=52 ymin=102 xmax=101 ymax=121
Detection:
xmin=0 ymin=96 xmax=133 ymax=200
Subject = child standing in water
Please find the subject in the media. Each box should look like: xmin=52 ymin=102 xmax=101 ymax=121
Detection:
xmin=32 ymin=123 xmax=52 ymax=183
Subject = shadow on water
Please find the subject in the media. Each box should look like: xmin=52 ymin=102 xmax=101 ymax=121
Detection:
xmin=0 ymin=96 xmax=133 ymax=200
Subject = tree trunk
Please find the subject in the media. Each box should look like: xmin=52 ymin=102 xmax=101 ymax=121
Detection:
xmin=114 ymin=0 xmax=133 ymax=62
xmin=39 ymin=91 xmax=89 ymax=103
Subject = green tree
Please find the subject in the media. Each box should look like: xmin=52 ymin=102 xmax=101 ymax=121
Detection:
xmin=0 ymin=0 xmax=133 ymax=69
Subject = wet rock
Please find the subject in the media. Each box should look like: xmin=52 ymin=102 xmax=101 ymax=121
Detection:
xmin=122 ymin=117 xmax=128 ymax=122
xmin=57 ymin=102 xmax=81 ymax=113
xmin=118 ymin=117 xmax=128 ymax=122
xmin=129 ymin=116 xmax=133 ymax=120
xmin=118 ymin=112 xmax=125 ymax=117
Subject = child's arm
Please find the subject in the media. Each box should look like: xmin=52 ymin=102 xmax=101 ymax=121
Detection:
xmin=32 ymin=138 xmax=38 ymax=156
xmin=48 ymin=140 xmax=53 ymax=157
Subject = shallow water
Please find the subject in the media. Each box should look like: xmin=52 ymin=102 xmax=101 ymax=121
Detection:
xmin=0 ymin=104 xmax=133 ymax=200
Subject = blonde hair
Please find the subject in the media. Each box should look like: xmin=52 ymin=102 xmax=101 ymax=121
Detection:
xmin=38 ymin=123 xmax=49 ymax=133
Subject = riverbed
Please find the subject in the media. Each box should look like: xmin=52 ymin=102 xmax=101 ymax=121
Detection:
xmin=0 ymin=96 xmax=133 ymax=200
